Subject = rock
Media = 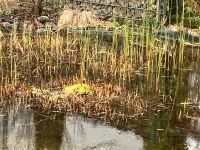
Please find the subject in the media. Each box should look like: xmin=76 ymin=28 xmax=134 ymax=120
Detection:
xmin=37 ymin=16 xmax=49 ymax=24
xmin=43 ymin=7 xmax=52 ymax=13
xmin=45 ymin=22 xmax=57 ymax=31
xmin=2 ymin=21 xmax=14 ymax=29
xmin=36 ymin=28 xmax=47 ymax=35
xmin=0 ymin=15 xmax=6 ymax=23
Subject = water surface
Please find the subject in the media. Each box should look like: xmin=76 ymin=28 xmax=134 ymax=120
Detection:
xmin=0 ymin=61 xmax=200 ymax=150
xmin=0 ymin=106 xmax=143 ymax=150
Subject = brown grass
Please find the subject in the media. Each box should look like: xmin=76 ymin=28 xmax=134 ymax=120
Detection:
xmin=0 ymin=30 xmax=3 ymax=39
xmin=188 ymin=0 xmax=200 ymax=14
xmin=57 ymin=9 xmax=112 ymax=29
xmin=0 ymin=0 xmax=18 ymax=10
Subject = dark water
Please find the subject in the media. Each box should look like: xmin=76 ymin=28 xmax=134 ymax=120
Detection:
xmin=0 ymin=106 xmax=143 ymax=150
xmin=1 ymin=61 xmax=200 ymax=150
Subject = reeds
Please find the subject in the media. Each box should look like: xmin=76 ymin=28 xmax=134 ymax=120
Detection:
xmin=0 ymin=22 xmax=195 ymax=85
xmin=0 ymin=6 xmax=199 ymax=120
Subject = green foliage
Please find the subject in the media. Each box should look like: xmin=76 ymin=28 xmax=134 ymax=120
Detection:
xmin=184 ymin=16 xmax=200 ymax=28
xmin=170 ymin=15 xmax=200 ymax=28
xmin=185 ymin=6 xmax=193 ymax=14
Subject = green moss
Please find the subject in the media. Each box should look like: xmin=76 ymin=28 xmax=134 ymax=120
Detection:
xmin=31 ymin=87 xmax=49 ymax=95
xmin=63 ymin=84 xmax=92 ymax=94
xmin=31 ymin=84 xmax=93 ymax=101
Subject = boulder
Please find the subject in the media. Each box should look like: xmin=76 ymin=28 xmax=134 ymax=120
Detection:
xmin=36 ymin=28 xmax=46 ymax=35
xmin=2 ymin=21 xmax=14 ymax=29
xmin=37 ymin=16 xmax=49 ymax=24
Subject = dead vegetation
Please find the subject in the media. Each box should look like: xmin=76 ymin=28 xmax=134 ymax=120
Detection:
xmin=0 ymin=0 xmax=18 ymax=10
xmin=0 ymin=30 xmax=3 ymax=39
xmin=57 ymin=9 xmax=112 ymax=29
xmin=0 ymin=78 xmax=146 ymax=121
xmin=188 ymin=0 xmax=200 ymax=14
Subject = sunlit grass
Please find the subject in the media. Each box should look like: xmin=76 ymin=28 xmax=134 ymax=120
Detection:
xmin=0 ymin=11 xmax=199 ymax=120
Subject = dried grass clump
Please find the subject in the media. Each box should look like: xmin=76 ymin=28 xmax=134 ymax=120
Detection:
xmin=0 ymin=30 xmax=3 ymax=39
xmin=57 ymin=9 xmax=112 ymax=29
xmin=57 ymin=9 xmax=97 ymax=28
xmin=188 ymin=0 xmax=200 ymax=14
xmin=0 ymin=0 xmax=18 ymax=10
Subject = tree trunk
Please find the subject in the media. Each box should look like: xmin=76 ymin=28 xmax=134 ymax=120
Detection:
xmin=32 ymin=0 xmax=43 ymax=16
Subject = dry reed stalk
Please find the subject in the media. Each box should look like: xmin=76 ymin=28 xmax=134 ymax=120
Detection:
xmin=188 ymin=0 xmax=200 ymax=14
xmin=0 ymin=30 xmax=3 ymax=39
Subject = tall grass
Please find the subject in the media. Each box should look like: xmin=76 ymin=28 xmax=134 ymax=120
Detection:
xmin=0 ymin=10 xmax=198 ymax=99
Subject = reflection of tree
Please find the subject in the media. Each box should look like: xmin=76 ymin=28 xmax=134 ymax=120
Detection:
xmin=0 ymin=106 xmax=35 ymax=150
xmin=71 ymin=116 xmax=86 ymax=137
xmin=0 ymin=110 xmax=7 ymax=149
xmin=185 ymin=62 xmax=200 ymax=149
xmin=60 ymin=116 xmax=143 ymax=150
xmin=188 ymin=63 xmax=200 ymax=104
xmin=60 ymin=116 xmax=86 ymax=150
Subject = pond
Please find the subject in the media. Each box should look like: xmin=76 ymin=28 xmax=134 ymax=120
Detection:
xmin=0 ymin=106 xmax=143 ymax=150
xmin=1 ymin=4 xmax=200 ymax=149
xmin=0 ymin=60 xmax=200 ymax=150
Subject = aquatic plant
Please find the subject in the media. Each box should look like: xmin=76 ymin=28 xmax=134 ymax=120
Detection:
xmin=0 ymin=4 xmax=199 ymax=121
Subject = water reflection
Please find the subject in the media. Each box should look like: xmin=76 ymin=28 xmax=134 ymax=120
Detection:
xmin=1 ymin=60 xmax=200 ymax=150
xmin=188 ymin=62 xmax=200 ymax=104
xmin=0 ymin=106 xmax=143 ymax=150
xmin=187 ymin=62 xmax=200 ymax=133
xmin=34 ymin=113 xmax=64 ymax=149
xmin=0 ymin=106 xmax=35 ymax=150
xmin=185 ymin=62 xmax=200 ymax=150
xmin=186 ymin=135 xmax=200 ymax=150
xmin=60 ymin=116 xmax=143 ymax=150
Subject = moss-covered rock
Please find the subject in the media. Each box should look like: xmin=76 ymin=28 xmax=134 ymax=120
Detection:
xmin=31 ymin=84 xmax=93 ymax=101
xmin=63 ymin=84 xmax=92 ymax=94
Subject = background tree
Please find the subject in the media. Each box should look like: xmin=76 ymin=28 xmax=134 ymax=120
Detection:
xmin=31 ymin=0 xmax=44 ymax=16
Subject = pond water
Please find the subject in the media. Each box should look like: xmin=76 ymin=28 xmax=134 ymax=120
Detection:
xmin=0 ymin=103 xmax=200 ymax=150
xmin=1 ymin=61 xmax=200 ymax=150
xmin=0 ymin=106 xmax=143 ymax=150
xmin=0 ymin=47 xmax=200 ymax=150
